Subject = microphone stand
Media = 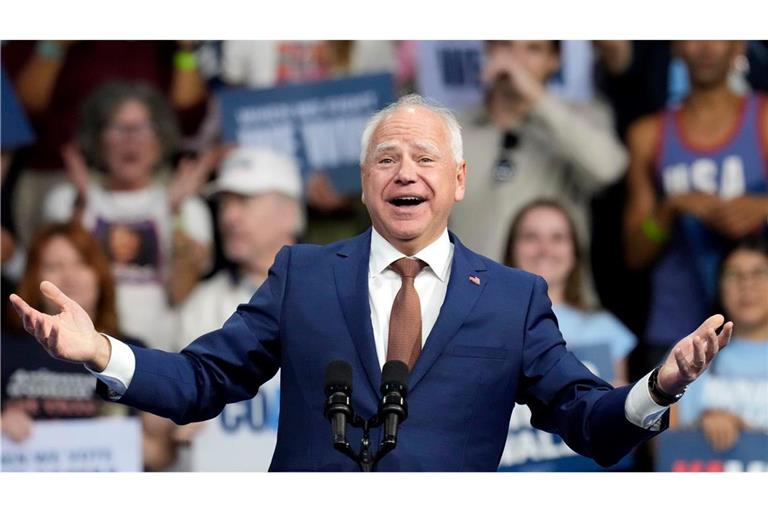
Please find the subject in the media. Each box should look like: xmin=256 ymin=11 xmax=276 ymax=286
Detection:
xmin=327 ymin=361 xmax=408 ymax=472
xmin=331 ymin=412 xmax=399 ymax=472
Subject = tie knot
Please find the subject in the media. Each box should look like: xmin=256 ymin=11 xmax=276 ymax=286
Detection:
xmin=390 ymin=257 xmax=427 ymax=279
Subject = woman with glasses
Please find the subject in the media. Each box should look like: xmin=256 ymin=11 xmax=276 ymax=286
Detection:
xmin=676 ymin=235 xmax=768 ymax=452
xmin=41 ymin=81 xmax=215 ymax=350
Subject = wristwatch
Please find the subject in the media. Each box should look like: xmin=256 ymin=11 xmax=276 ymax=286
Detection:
xmin=648 ymin=366 xmax=686 ymax=406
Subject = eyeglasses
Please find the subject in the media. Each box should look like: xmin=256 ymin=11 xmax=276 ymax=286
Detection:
xmin=494 ymin=131 xmax=520 ymax=182
xmin=721 ymin=267 xmax=768 ymax=285
xmin=104 ymin=121 xmax=156 ymax=139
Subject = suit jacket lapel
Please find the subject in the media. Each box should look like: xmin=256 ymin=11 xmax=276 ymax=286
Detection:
xmin=333 ymin=229 xmax=381 ymax=399
xmin=408 ymin=232 xmax=488 ymax=392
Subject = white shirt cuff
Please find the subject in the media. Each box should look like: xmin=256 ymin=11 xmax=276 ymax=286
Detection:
xmin=85 ymin=334 xmax=136 ymax=400
xmin=624 ymin=370 xmax=670 ymax=430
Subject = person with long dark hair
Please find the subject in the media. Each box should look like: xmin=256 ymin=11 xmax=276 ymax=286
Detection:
xmin=505 ymin=199 xmax=635 ymax=386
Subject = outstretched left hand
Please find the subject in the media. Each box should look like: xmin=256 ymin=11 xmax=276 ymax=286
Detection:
xmin=657 ymin=314 xmax=733 ymax=396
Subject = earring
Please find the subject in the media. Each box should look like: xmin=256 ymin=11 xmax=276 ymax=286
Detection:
xmin=733 ymin=54 xmax=749 ymax=75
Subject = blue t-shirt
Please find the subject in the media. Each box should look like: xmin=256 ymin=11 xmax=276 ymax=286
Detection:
xmin=677 ymin=337 xmax=768 ymax=430
xmin=497 ymin=303 xmax=638 ymax=472
xmin=553 ymin=303 xmax=637 ymax=362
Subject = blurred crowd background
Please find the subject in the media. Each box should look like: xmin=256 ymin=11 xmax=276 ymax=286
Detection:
xmin=1 ymin=40 xmax=766 ymax=472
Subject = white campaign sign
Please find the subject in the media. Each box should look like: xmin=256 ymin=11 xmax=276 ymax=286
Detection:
xmin=190 ymin=376 xmax=280 ymax=471
xmin=1 ymin=416 xmax=142 ymax=472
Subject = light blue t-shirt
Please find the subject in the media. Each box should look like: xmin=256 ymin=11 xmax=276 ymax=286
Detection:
xmin=553 ymin=303 xmax=637 ymax=363
xmin=677 ymin=337 xmax=768 ymax=430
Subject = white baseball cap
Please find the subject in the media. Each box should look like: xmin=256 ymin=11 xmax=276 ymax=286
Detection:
xmin=204 ymin=147 xmax=302 ymax=199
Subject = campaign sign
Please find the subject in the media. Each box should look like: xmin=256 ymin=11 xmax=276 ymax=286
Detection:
xmin=499 ymin=343 xmax=633 ymax=471
xmin=190 ymin=375 xmax=280 ymax=471
xmin=656 ymin=430 xmax=768 ymax=472
xmin=1 ymin=68 xmax=35 ymax=150
xmin=218 ymin=73 xmax=395 ymax=194
xmin=416 ymin=41 xmax=484 ymax=110
xmin=1 ymin=416 xmax=142 ymax=472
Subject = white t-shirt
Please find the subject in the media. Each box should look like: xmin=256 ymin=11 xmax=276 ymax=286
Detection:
xmin=173 ymin=269 xmax=259 ymax=351
xmin=43 ymin=181 xmax=213 ymax=350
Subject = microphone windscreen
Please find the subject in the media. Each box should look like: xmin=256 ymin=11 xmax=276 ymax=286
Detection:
xmin=325 ymin=360 xmax=353 ymax=390
xmin=382 ymin=360 xmax=409 ymax=388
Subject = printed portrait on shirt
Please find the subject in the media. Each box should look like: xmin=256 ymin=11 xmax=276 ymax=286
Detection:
xmin=93 ymin=218 xmax=162 ymax=284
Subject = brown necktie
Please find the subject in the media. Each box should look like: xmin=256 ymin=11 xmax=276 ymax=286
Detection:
xmin=387 ymin=257 xmax=427 ymax=370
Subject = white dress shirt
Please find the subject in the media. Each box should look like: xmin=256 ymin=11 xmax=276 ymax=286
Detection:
xmin=368 ymin=227 xmax=453 ymax=369
xmin=91 ymin=227 xmax=669 ymax=429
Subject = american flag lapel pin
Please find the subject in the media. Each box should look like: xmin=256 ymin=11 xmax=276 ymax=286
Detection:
xmin=469 ymin=275 xmax=481 ymax=286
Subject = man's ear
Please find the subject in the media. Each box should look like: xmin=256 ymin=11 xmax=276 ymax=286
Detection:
xmin=360 ymin=165 xmax=367 ymax=204
xmin=454 ymin=161 xmax=467 ymax=202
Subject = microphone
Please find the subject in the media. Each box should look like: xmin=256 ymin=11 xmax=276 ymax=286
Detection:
xmin=324 ymin=360 xmax=354 ymax=447
xmin=379 ymin=360 xmax=409 ymax=446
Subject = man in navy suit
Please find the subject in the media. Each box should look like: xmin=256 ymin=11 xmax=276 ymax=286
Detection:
xmin=11 ymin=94 xmax=733 ymax=471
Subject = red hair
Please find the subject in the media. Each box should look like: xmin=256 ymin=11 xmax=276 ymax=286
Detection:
xmin=9 ymin=222 xmax=119 ymax=335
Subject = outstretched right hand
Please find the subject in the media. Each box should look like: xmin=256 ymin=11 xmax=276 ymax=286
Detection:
xmin=9 ymin=281 xmax=111 ymax=372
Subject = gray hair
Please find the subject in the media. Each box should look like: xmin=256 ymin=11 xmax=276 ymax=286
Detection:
xmin=359 ymin=94 xmax=463 ymax=166
xmin=77 ymin=80 xmax=181 ymax=172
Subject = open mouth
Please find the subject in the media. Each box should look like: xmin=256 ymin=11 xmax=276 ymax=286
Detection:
xmin=388 ymin=196 xmax=426 ymax=207
xmin=118 ymin=152 xmax=142 ymax=165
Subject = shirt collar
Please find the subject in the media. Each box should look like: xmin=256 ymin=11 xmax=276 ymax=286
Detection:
xmin=369 ymin=227 xmax=452 ymax=282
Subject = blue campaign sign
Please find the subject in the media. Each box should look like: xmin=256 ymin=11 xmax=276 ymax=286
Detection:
xmin=656 ymin=429 xmax=768 ymax=472
xmin=1 ymin=67 xmax=35 ymax=150
xmin=416 ymin=41 xmax=484 ymax=110
xmin=217 ymin=73 xmax=395 ymax=194
xmin=499 ymin=343 xmax=633 ymax=471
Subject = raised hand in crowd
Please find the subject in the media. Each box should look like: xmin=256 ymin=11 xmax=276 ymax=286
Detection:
xmin=481 ymin=43 xmax=546 ymax=113
xmin=15 ymin=41 xmax=77 ymax=114
xmin=170 ymin=40 xmax=208 ymax=110
xmin=167 ymin=146 xmax=221 ymax=214
xmin=60 ymin=142 xmax=91 ymax=205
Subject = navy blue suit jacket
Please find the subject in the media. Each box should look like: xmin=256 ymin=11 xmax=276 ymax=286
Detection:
xmin=111 ymin=229 xmax=666 ymax=471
